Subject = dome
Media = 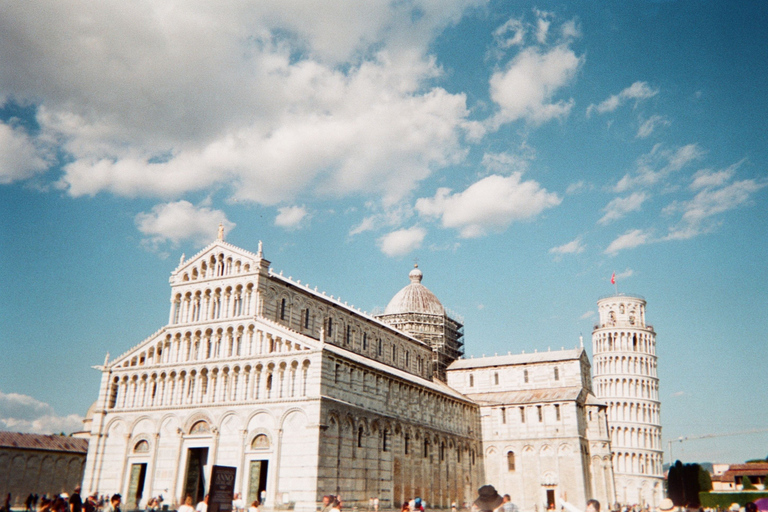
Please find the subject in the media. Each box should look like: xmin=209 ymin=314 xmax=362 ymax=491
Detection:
xmin=383 ymin=265 xmax=445 ymax=316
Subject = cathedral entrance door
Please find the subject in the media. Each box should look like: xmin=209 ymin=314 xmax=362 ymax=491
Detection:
xmin=184 ymin=448 xmax=209 ymax=503
xmin=247 ymin=460 xmax=268 ymax=505
xmin=127 ymin=463 xmax=147 ymax=509
xmin=546 ymin=490 xmax=555 ymax=510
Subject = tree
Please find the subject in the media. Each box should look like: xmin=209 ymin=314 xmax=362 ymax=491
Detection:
xmin=742 ymin=476 xmax=756 ymax=490
xmin=667 ymin=461 xmax=685 ymax=506
xmin=666 ymin=461 xmax=709 ymax=507
xmin=698 ymin=466 xmax=713 ymax=493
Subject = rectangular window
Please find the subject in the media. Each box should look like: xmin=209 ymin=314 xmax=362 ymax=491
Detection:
xmin=327 ymin=318 xmax=333 ymax=337
xmin=501 ymin=407 xmax=506 ymax=424
xmin=555 ymin=404 xmax=561 ymax=421
xmin=524 ymin=369 xmax=529 ymax=383
xmin=304 ymin=309 xmax=310 ymax=329
xmin=537 ymin=405 xmax=543 ymax=422
xmin=494 ymin=372 xmax=499 ymax=385
xmin=554 ymin=367 xmax=559 ymax=381
xmin=280 ymin=298 xmax=286 ymax=320
xmin=363 ymin=333 xmax=367 ymax=350
xmin=520 ymin=406 xmax=525 ymax=423
xmin=346 ymin=325 xmax=351 ymax=344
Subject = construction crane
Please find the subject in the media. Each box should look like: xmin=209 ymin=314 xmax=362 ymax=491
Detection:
xmin=667 ymin=428 xmax=768 ymax=462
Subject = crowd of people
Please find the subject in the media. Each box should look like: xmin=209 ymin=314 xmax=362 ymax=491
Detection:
xmin=4 ymin=485 xmax=765 ymax=512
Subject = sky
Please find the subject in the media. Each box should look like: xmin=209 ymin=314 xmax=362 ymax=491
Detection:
xmin=1 ymin=0 xmax=767 ymax=465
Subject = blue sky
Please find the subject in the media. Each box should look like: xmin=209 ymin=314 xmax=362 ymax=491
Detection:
xmin=1 ymin=1 xmax=767 ymax=464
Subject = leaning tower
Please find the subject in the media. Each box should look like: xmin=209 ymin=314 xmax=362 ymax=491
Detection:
xmin=592 ymin=294 xmax=663 ymax=508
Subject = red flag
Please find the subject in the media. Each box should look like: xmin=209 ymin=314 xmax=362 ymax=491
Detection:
xmin=610 ymin=272 xmax=616 ymax=285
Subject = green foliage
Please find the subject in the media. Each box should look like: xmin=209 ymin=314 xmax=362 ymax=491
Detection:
xmin=698 ymin=466 xmax=713 ymax=493
xmin=699 ymin=492 xmax=768 ymax=508
xmin=742 ymin=476 xmax=756 ymax=490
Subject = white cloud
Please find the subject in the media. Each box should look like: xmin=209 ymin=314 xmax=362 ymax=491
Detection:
xmin=690 ymin=164 xmax=738 ymax=190
xmin=604 ymin=228 xmax=652 ymax=255
xmin=416 ymin=173 xmax=561 ymax=238
xmin=680 ymin=179 xmax=765 ymax=224
xmin=349 ymin=216 xmax=377 ymax=236
xmin=566 ymin=180 xmax=589 ymax=194
xmin=275 ymin=205 xmax=308 ymax=229
xmin=598 ymin=192 xmax=649 ymax=224
xmin=614 ymin=143 xmax=704 ymax=193
xmin=0 ymin=1 xmax=484 ymax=208
xmin=662 ymin=161 xmax=766 ymax=240
xmin=377 ymin=226 xmax=426 ymax=257
xmin=493 ymin=18 xmax=526 ymax=49
xmin=549 ymin=237 xmax=585 ymax=256
xmin=636 ymin=114 xmax=670 ymax=138
xmin=580 ymin=311 xmax=595 ymax=320
xmin=616 ymin=268 xmax=634 ymax=280
xmin=135 ymin=200 xmax=235 ymax=249
xmin=0 ymin=391 xmax=84 ymax=435
xmin=587 ymin=81 xmax=658 ymax=116
xmin=489 ymin=45 xmax=581 ymax=127
xmin=0 ymin=122 xmax=51 ymax=184
xmin=481 ymin=147 xmax=535 ymax=174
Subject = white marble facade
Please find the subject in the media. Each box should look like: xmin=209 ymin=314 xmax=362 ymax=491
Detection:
xmin=446 ymin=350 xmax=615 ymax=512
xmin=592 ymin=295 xmax=663 ymax=508
xmin=82 ymin=236 xmax=653 ymax=512
xmin=81 ymin=238 xmax=482 ymax=512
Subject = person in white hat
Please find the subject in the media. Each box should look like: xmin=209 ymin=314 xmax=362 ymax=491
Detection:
xmin=659 ymin=498 xmax=677 ymax=512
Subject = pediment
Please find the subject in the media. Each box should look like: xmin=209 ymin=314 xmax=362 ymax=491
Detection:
xmin=171 ymin=239 xmax=264 ymax=284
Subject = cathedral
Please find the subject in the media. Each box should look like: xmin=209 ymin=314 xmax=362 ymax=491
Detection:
xmin=80 ymin=234 xmax=660 ymax=512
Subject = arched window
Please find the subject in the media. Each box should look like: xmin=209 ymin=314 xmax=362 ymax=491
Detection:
xmin=357 ymin=427 xmax=364 ymax=448
xmin=382 ymin=430 xmax=389 ymax=452
xmin=134 ymin=440 xmax=150 ymax=453
xmin=251 ymin=434 xmax=269 ymax=449
xmin=280 ymin=298 xmax=286 ymax=320
xmin=507 ymin=451 xmax=515 ymax=471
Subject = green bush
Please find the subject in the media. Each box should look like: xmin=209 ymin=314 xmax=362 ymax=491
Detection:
xmin=699 ymin=492 xmax=768 ymax=508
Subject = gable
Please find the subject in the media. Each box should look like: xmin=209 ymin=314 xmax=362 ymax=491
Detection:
xmin=171 ymin=240 xmax=262 ymax=284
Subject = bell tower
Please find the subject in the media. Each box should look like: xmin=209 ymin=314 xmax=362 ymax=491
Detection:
xmin=592 ymin=294 xmax=664 ymax=507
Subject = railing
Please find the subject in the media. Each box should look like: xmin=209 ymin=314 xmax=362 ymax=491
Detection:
xmin=597 ymin=292 xmax=646 ymax=301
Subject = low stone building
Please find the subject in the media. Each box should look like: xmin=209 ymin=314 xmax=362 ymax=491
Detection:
xmin=446 ymin=349 xmax=615 ymax=512
xmin=0 ymin=432 xmax=88 ymax=507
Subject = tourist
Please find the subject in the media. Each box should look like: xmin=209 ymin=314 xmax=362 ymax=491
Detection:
xmin=196 ymin=495 xmax=209 ymax=512
xmin=501 ymin=495 xmax=518 ymax=512
xmin=84 ymin=493 xmax=99 ymax=512
xmin=401 ymin=502 xmax=411 ymax=512
xmin=330 ymin=498 xmax=342 ymax=512
xmin=178 ymin=497 xmax=195 ymax=512
xmin=320 ymin=496 xmax=334 ymax=512
xmin=70 ymin=487 xmax=83 ymax=512
xmin=233 ymin=494 xmax=245 ymax=512
xmin=658 ymin=499 xmax=677 ymax=512
xmin=104 ymin=495 xmax=121 ymax=512
xmin=474 ymin=486 xmax=503 ymax=512
xmin=248 ymin=500 xmax=259 ymax=512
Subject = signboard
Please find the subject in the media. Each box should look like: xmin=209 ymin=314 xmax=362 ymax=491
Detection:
xmin=209 ymin=465 xmax=237 ymax=512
